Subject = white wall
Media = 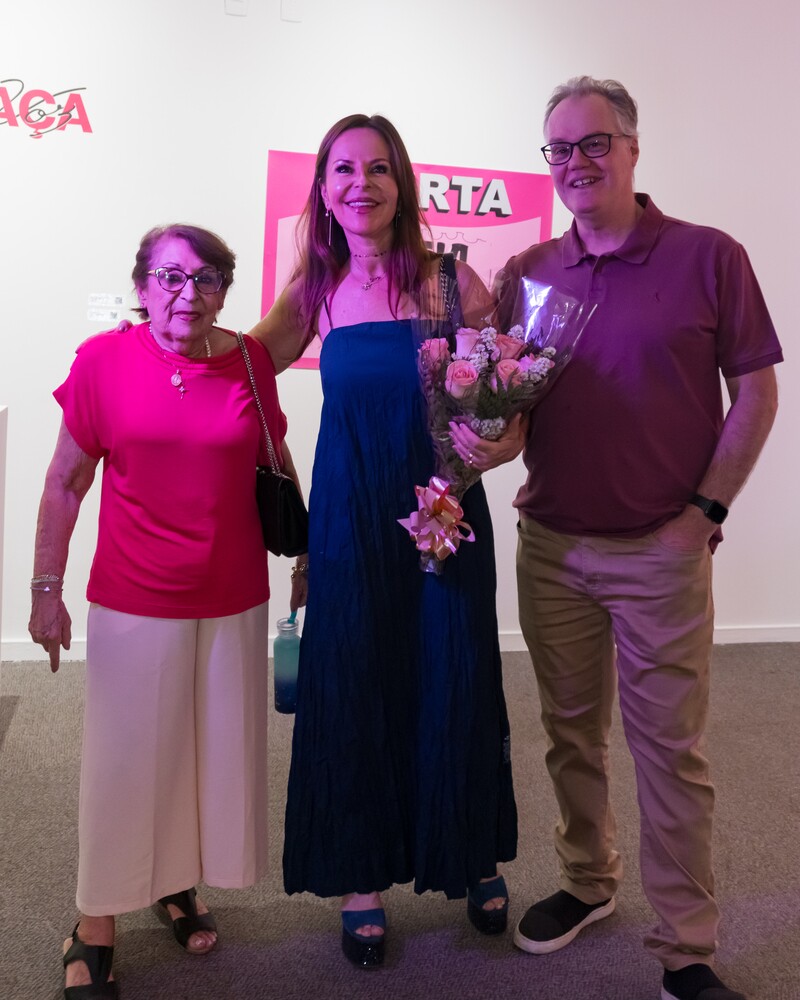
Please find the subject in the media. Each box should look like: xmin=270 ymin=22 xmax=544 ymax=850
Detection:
xmin=2 ymin=0 xmax=798 ymax=661
xmin=0 ymin=407 xmax=6 ymax=676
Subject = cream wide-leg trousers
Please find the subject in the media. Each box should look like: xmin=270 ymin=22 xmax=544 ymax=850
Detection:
xmin=76 ymin=602 xmax=269 ymax=916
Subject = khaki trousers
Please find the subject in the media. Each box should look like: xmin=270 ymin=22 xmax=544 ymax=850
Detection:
xmin=517 ymin=517 xmax=718 ymax=969
xmin=76 ymin=602 xmax=269 ymax=916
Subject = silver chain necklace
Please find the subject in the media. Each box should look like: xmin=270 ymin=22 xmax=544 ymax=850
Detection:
xmin=150 ymin=323 xmax=211 ymax=399
xmin=350 ymin=265 xmax=385 ymax=292
xmin=360 ymin=273 xmax=384 ymax=292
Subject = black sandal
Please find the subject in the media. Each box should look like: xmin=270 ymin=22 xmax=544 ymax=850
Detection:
xmin=467 ymin=875 xmax=509 ymax=935
xmin=340 ymin=908 xmax=386 ymax=968
xmin=157 ymin=887 xmax=218 ymax=954
xmin=63 ymin=922 xmax=118 ymax=999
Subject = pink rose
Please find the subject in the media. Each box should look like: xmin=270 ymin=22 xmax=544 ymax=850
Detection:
xmin=454 ymin=327 xmax=482 ymax=359
xmin=419 ymin=337 xmax=451 ymax=370
xmin=494 ymin=334 xmax=525 ymax=360
xmin=445 ymin=359 xmax=479 ymax=399
xmin=490 ymin=358 xmax=522 ymax=391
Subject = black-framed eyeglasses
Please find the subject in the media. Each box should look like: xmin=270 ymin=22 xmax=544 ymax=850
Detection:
xmin=540 ymin=132 xmax=630 ymax=165
xmin=147 ymin=267 xmax=225 ymax=294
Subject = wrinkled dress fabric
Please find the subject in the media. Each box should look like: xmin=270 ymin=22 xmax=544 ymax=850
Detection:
xmin=283 ymin=320 xmax=517 ymax=899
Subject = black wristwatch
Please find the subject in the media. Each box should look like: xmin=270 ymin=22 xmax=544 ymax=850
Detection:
xmin=688 ymin=493 xmax=728 ymax=525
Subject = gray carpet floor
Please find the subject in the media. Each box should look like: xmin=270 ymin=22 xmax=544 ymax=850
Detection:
xmin=1 ymin=644 xmax=799 ymax=1000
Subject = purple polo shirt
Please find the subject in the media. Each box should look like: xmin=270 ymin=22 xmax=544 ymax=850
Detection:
xmin=496 ymin=194 xmax=783 ymax=537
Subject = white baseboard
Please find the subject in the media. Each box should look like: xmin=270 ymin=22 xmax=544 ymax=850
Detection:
xmin=2 ymin=640 xmax=89 ymax=663
xmin=711 ymin=625 xmax=800 ymax=644
xmin=499 ymin=626 xmax=800 ymax=652
xmin=3 ymin=625 xmax=799 ymax=665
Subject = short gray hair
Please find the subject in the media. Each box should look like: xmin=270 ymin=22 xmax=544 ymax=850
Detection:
xmin=544 ymin=76 xmax=639 ymax=136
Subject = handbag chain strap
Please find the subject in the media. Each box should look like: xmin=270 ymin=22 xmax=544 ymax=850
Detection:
xmin=438 ymin=254 xmax=457 ymax=330
xmin=236 ymin=332 xmax=284 ymax=477
xmin=438 ymin=253 xmax=465 ymax=352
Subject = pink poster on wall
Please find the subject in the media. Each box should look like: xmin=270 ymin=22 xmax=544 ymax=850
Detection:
xmin=262 ymin=150 xmax=553 ymax=369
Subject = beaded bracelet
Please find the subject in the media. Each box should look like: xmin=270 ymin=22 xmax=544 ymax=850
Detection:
xmin=291 ymin=563 xmax=309 ymax=581
xmin=31 ymin=574 xmax=64 ymax=593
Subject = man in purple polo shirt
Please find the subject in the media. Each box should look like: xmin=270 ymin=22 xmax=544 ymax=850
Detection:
xmin=451 ymin=77 xmax=782 ymax=1000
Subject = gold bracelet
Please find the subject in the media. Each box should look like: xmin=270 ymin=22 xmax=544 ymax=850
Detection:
xmin=291 ymin=563 xmax=309 ymax=580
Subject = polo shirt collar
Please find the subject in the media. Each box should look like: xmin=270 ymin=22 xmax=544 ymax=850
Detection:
xmin=561 ymin=193 xmax=663 ymax=267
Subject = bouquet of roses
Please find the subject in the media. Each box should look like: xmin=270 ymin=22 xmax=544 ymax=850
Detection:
xmin=399 ymin=277 xmax=595 ymax=570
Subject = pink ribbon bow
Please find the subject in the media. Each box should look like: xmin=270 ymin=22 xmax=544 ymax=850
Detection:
xmin=397 ymin=476 xmax=475 ymax=561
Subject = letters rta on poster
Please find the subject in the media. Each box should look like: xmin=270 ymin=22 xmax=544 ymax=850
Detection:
xmin=0 ymin=79 xmax=92 ymax=138
xmin=419 ymin=174 xmax=512 ymax=218
xmin=419 ymin=174 xmax=514 ymax=260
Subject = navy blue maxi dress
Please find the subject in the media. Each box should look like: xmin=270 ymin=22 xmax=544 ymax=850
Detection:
xmin=283 ymin=319 xmax=517 ymax=899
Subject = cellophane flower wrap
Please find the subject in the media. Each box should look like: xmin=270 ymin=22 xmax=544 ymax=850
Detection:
xmin=399 ymin=270 xmax=596 ymax=571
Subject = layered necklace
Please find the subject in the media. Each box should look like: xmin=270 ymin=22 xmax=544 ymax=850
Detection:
xmin=150 ymin=323 xmax=211 ymax=399
xmin=350 ymin=249 xmax=388 ymax=292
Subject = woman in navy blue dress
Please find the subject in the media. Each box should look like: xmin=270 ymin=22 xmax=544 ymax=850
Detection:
xmin=250 ymin=114 xmax=517 ymax=967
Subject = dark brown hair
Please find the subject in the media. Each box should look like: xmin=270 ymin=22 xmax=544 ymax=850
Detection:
xmin=132 ymin=223 xmax=236 ymax=320
xmin=290 ymin=114 xmax=432 ymax=342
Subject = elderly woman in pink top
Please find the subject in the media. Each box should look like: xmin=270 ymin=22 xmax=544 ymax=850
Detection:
xmin=29 ymin=223 xmax=294 ymax=999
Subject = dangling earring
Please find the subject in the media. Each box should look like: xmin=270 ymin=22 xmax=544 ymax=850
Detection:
xmin=326 ymin=209 xmax=332 ymax=246
xmin=394 ymin=207 xmax=401 ymax=229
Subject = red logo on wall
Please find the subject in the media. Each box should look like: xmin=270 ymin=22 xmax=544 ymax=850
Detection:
xmin=0 ymin=78 xmax=92 ymax=139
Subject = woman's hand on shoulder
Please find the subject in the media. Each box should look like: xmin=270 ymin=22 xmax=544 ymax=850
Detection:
xmin=76 ymin=318 xmax=134 ymax=350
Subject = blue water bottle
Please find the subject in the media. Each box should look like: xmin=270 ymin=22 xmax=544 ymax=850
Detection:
xmin=273 ymin=613 xmax=300 ymax=713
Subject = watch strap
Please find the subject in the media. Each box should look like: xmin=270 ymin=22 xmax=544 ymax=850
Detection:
xmin=689 ymin=493 xmax=728 ymax=524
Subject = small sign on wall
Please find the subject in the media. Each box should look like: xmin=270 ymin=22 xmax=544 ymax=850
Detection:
xmin=87 ymin=293 xmax=125 ymax=325
xmin=87 ymin=308 xmax=122 ymax=324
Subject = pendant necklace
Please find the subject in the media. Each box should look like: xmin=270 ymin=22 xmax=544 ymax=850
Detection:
xmin=150 ymin=323 xmax=211 ymax=399
xmin=360 ymin=273 xmax=384 ymax=292
xmin=351 ymin=248 xmax=387 ymax=290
